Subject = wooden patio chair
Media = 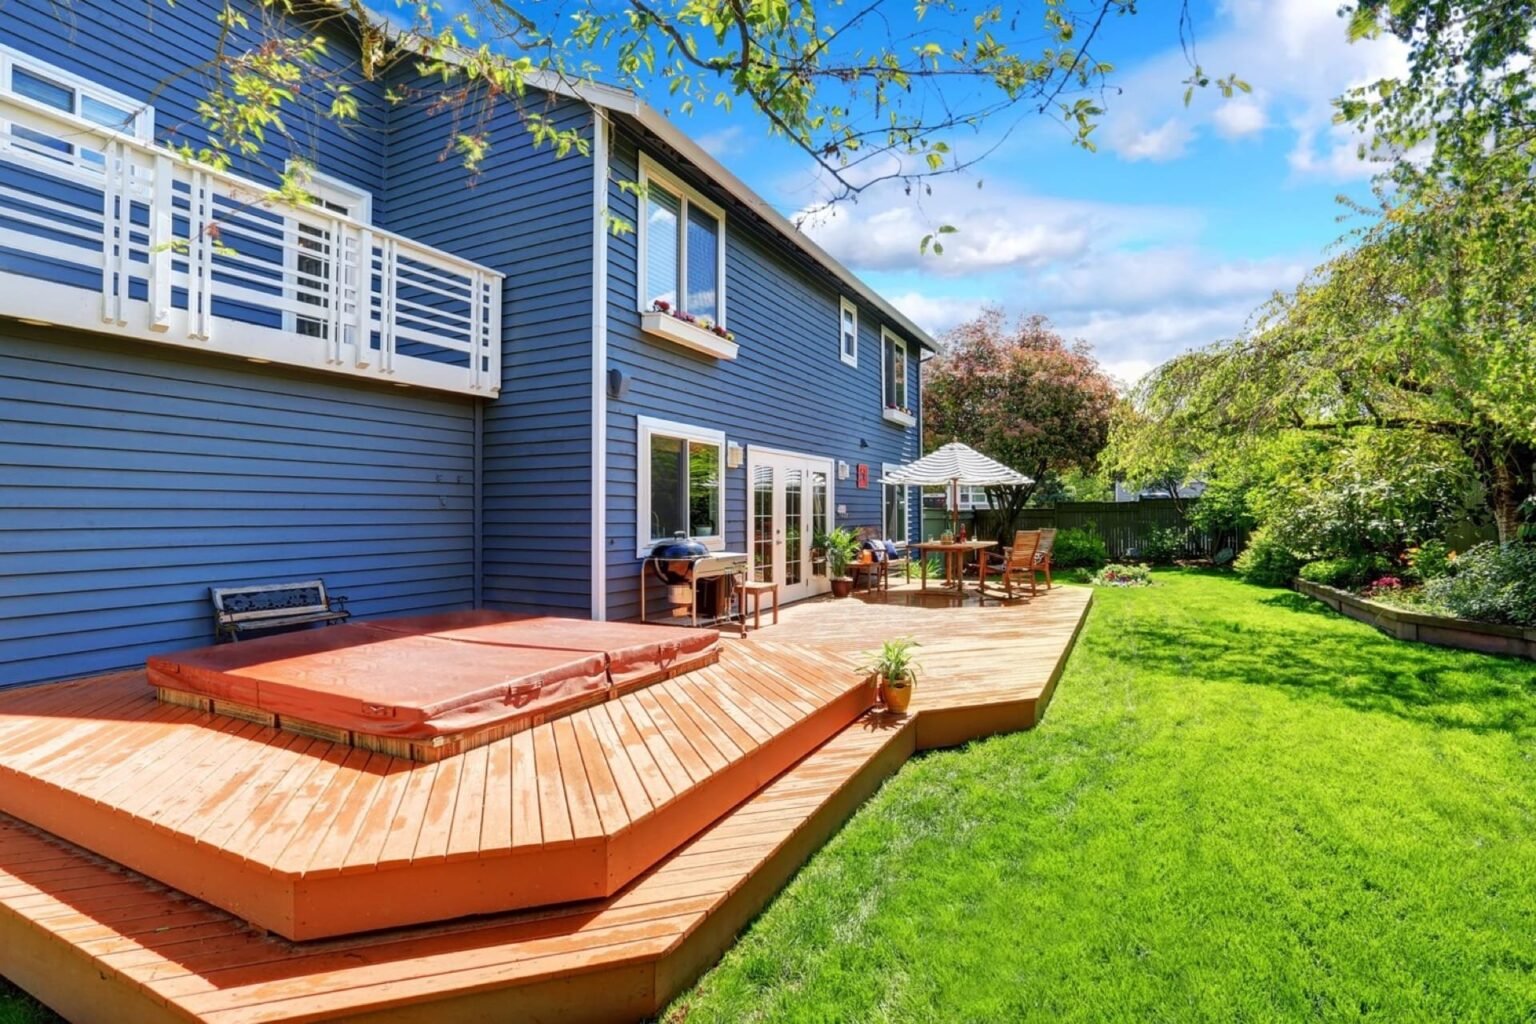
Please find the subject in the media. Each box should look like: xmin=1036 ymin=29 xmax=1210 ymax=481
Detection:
xmin=1034 ymin=527 xmax=1057 ymax=589
xmin=993 ymin=530 xmax=1042 ymax=600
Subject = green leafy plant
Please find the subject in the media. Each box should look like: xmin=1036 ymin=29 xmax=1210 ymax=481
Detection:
xmin=1298 ymin=554 xmax=1392 ymax=590
xmin=1423 ymin=542 xmax=1536 ymax=626
xmin=1137 ymin=525 xmax=1183 ymax=564
xmin=1092 ymin=563 xmax=1152 ymax=587
xmin=862 ymin=638 xmax=920 ymax=686
xmin=1233 ymin=526 xmax=1301 ymax=587
xmin=819 ymin=527 xmax=860 ymax=581
xmin=1052 ymin=525 xmax=1109 ymax=569
xmin=1406 ymin=540 xmax=1455 ymax=582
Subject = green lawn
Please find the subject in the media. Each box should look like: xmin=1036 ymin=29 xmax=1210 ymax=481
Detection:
xmin=663 ymin=570 xmax=1536 ymax=1023
xmin=0 ymin=981 xmax=50 ymax=1024
xmin=5 ymin=572 xmax=1534 ymax=1023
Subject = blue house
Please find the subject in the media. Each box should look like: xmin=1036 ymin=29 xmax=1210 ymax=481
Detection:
xmin=0 ymin=1 xmax=936 ymax=688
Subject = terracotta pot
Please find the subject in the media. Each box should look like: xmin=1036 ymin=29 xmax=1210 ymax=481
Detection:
xmin=831 ymin=577 xmax=853 ymax=598
xmin=880 ymin=674 xmax=913 ymax=714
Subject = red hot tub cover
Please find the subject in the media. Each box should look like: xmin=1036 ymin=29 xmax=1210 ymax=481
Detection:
xmin=145 ymin=613 xmax=719 ymax=741
xmin=365 ymin=610 xmax=720 ymax=689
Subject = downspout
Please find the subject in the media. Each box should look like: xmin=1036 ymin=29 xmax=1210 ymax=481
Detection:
xmin=473 ymin=400 xmax=484 ymax=607
xmin=590 ymin=110 xmax=611 ymax=620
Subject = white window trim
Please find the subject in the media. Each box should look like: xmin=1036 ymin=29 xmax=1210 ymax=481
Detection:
xmin=839 ymin=297 xmax=859 ymax=368
xmin=882 ymin=462 xmax=910 ymax=544
xmin=285 ymin=160 xmax=374 ymax=224
xmin=637 ymin=415 xmax=727 ymax=557
xmin=881 ymin=326 xmax=912 ymax=422
xmin=636 ymin=151 xmax=728 ymax=326
xmin=0 ymin=43 xmax=154 ymax=142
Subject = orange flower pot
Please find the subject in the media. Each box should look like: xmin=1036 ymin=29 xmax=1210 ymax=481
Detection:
xmin=880 ymin=675 xmax=913 ymax=714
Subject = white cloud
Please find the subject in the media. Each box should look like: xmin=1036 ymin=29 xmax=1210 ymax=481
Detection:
xmin=1211 ymin=97 xmax=1268 ymax=139
xmin=1099 ymin=0 xmax=1409 ymax=180
xmin=1117 ymin=118 xmax=1196 ymax=162
xmin=887 ymin=292 xmax=983 ymax=337
xmin=796 ymin=179 xmax=1194 ymax=277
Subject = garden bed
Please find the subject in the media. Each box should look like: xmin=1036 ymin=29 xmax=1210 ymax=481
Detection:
xmin=1294 ymin=578 xmax=1536 ymax=660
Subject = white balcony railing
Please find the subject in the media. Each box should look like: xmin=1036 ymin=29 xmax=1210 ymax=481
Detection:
xmin=0 ymin=91 xmax=502 ymax=397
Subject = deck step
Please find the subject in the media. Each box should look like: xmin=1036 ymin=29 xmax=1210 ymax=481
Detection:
xmin=0 ymin=711 xmax=917 ymax=1023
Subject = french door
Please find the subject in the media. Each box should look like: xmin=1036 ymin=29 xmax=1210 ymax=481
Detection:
xmin=747 ymin=448 xmax=834 ymax=603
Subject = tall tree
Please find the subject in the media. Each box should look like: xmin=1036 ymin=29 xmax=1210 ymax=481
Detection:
xmin=923 ymin=308 xmax=1117 ymax=541
xmin=1121 ymin=198 xmax=1536 ymax=544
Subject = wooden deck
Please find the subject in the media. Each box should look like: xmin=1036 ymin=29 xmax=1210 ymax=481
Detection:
xmin=0 ymin=643 xmax=873 ymax=939
xmin=0 ymin=585 xmax=1092 ymax=1023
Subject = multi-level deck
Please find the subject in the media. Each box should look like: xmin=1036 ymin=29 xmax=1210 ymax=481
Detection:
xmin=0 ymin=584 xmax=1093 ymax=1022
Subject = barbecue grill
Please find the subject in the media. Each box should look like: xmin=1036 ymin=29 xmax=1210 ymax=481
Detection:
xmin=641 ymin=533 xmax=748 ymax=629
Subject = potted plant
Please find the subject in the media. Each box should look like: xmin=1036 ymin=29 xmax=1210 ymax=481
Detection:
xmin=822 ymin=527 xmax=860 ymax=597
xmin=863 ymin=638 xmax=920 ymax=714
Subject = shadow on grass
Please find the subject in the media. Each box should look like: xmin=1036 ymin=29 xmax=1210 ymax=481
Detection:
xmin=1259 ymin=591 xmax=1337 ymax=616
xmin=1112 ymin=577 xmax=1536 ymax=738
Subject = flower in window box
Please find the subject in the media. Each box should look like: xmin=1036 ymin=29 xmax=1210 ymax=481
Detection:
xmin=725 ymin=330 xmax=736 ymax=342
xmin=653 ymin=299 xmax=671 ymax=313
xmin=711 ymin=324 xmax=730 ymax=339
xmin=697 ymin=316 xmax=714 ymax=330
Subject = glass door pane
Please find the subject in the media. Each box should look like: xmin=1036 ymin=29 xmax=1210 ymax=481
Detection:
xmin=753 ymin=465 xmax=774 ymax=583
xmin=784 ymin=468 xmax=802 ymax=586
xmin=811 ymin=471 xmax=828 ymax=577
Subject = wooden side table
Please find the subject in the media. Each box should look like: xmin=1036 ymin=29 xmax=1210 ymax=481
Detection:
xmin=737 ymin=580 xmax=780 ymax=632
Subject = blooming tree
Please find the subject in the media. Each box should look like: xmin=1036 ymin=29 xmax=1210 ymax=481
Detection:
xmin=922 ymin=308 xmax=1117 ymax=541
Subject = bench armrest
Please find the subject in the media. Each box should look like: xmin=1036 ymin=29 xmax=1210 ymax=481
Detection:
xmin=328 ymin=594 xmax=351 ymax=612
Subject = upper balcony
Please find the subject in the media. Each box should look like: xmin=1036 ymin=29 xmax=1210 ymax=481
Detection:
xmin=0 ymin=80 xmax=502 ymax=398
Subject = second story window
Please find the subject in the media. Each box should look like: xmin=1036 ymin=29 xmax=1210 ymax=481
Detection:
xmin=284 ymin=163 xmax=372 ymax=340
xmin=883 ymin=328 xmax=911 ymax=418
xmin=1 ymin=44 xmax=152 ymax=165
xmin=639 ymin=153 xmax=726 ymax=326
xmin=839 ymin=298 xmax=859 ymax=367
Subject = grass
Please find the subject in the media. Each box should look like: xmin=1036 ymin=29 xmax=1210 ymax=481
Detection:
xmin=0 ymin=981 xmax=52 ymax=1024
xmin=662 ymin=570 xmax=1536 ymax=1023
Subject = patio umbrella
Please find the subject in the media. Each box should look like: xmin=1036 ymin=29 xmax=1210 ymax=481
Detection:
xmin=879 ymin=442 xmax=1034 ymax=536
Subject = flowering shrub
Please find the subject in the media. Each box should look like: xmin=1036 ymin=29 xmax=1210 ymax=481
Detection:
xmin=1363 ymin=576 xmax=1403 ymax=597
xmin=1423 ymin=542 xmax=1536 ymax=625
xmin=1092 ymin=563 xmax=1152 ymax=587
xmin=1406 ymin=540 xmax=1455 ymax=581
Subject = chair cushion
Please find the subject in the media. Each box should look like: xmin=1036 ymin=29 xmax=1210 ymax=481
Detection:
xmin=862 ymin=540 xmax=887 ymax=563
xmin=885 ymin=541 xmax=900 ymax=560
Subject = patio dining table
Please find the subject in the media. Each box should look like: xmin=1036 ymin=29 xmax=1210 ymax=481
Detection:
xmin=911 ymin=539 xmax=998 ymax=596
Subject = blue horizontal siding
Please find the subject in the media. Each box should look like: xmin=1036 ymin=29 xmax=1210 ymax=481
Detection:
xmin=604 ymin=127 xmax=920 ymax=621
xmin=0 ymin=326 xmax=477 ymax=688
xmin=382 ymin=75 xmax=597 ymax=617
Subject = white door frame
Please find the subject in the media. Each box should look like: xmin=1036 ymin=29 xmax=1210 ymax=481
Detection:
xmin=746 ymin=445 xmax=835 ymax=603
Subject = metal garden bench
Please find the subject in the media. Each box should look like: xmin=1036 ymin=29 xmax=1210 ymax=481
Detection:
xmin=211 ymin=579 xmax=350 ymax=642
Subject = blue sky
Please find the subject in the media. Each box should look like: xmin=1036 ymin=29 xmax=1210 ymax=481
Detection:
xmin=591 ymin=0 xmax=1409 ymax=385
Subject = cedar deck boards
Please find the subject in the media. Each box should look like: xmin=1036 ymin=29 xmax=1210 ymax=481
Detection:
xmin=0 ymin=586 xmax=1092 ymax=1023
xmin=0 ymin=643 xmax=874 ymax=940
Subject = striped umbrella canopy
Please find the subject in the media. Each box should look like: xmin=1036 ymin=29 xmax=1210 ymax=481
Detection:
xmin=880 ymin=443 xmax=1033 ymax=534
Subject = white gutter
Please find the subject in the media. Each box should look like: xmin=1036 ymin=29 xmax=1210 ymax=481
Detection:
xmin=529 ymin=70 xmax=939 ymax=353
xmin=590 ymin=110 xmax=611 ymax=621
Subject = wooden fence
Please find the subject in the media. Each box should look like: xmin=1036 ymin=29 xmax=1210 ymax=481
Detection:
xmin=923 ymin=498 xmax=1246 ymax=560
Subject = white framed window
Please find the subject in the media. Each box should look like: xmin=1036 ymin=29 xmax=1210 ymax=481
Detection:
xmin=0 ymin=44 xmax=153 ymax=164
xmin=282 ymin=162 xmax=372 ymax=340
xmin=882 ymin=463 xmax=910 ymax=544
xmin=955 ymin=485 xmax=991 ymax=510
xmin=839 ymin=297 xmax=859 ymax=367
xmin=637 ymin=416 xmax=726 ymax=556
xmin=637 ymin=153 xmax=727 ymax=326
xmin=882 ymin=327 xmax=912 ymax=422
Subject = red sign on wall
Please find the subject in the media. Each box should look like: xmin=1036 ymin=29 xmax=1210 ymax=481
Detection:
xmin=856 ymin=463 xmax=869 ymax=489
